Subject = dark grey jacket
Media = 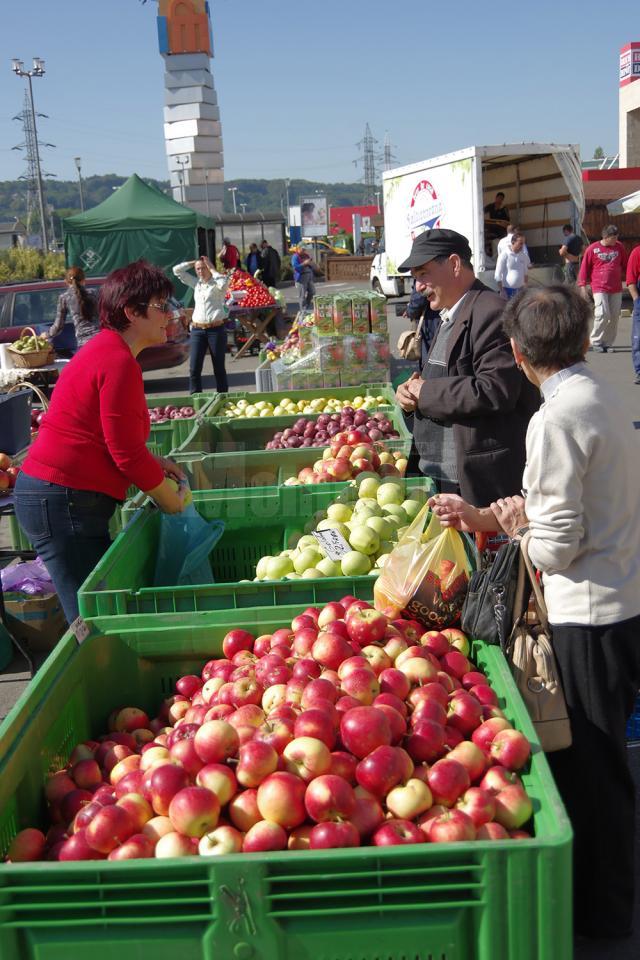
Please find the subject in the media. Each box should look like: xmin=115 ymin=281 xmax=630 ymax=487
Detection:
xmin=414 ymin=279 xmax=539 ymax=505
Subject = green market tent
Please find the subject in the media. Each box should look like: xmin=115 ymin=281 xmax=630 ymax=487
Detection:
xmin=63 ymin=174 xmax=215 ymax=296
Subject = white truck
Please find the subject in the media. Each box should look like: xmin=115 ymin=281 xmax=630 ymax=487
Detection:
xmin=370 ymin=143 xmax=585 ymax=297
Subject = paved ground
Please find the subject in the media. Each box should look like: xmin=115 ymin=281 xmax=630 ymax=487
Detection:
xmin=1 ymin=283 xmax=639 ymax=956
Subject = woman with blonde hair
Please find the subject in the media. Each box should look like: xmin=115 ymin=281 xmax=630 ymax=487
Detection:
xmin=48 ymin=266 xmax=99 ymax=348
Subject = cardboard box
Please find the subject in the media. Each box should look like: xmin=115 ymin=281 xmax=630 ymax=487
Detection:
xmin=332 ymin=297 xmax=353 ymax=336
xmin=4 ymin=592 xmax=66 ymax=652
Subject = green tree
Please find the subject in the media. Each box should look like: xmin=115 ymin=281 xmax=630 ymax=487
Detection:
xmin=593 ymin=146 xmax=605 ymax=159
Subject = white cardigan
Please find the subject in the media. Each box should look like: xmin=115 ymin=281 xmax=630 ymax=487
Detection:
xmin=524 ymin=363 xmax=640 ymax=626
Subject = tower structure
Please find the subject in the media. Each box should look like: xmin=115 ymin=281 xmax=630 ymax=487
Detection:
xmin=156 ymin=0 xmax=224 ymax=213
xmin=381 ymin=131 xmax=397 ymax=172
xmin=619 ymin=42 xmax=640 ymax=167
xmin=12 ymin=90 xmax=53 ymax=238
xmin=355 ymin=123 xmax=379 ymax=204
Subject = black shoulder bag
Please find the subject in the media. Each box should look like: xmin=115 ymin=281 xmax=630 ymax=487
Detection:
xmin=461 ymin=539 xmax=523 ymax=647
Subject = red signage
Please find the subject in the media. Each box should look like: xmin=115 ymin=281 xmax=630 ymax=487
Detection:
xmin=620 ymin=42 xmax=640 ymax=87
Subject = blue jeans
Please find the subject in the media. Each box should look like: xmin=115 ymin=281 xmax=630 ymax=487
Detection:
xmin=632 ymin=298 xmax=640 ymax=375
xmin=13 ymin=472 xmax=117 ymax=624
xmin=189 ymin=325 xmax=228 ymax=394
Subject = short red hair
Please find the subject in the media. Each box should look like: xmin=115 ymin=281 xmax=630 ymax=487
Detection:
xmin=99 ymin=260 xmax=173 ymax=332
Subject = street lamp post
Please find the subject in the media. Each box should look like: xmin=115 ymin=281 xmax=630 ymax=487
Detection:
xmin=74 ymin=156 xmax=85 ymax=212
xmin=203 ymin=169 xmax=211 ymax=220
xmin=284 ymin=178 xmax=291 ymax=225
xmin=375 ymin=191 xmax=381 ymax=214
xmin=175 ymin=156 xmax=188 ymax=204
xmin=239 ymin=202 xmax=247 ymax=214
xmin=228 ymin=186 xmax=238 ymax=214
xmin=12 ymin=57 xmax=48 ymax=253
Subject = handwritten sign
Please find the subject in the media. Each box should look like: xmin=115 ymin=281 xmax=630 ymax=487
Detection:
xmin=312 ymin=529 xmax=351 ymax=561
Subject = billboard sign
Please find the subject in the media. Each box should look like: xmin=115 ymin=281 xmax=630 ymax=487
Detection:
xmin=300 ymin=196 xmax=328 ymax=237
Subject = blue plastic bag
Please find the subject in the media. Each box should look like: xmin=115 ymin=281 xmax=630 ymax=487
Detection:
xmin=153 ymin=504 xmax=225 ymax=587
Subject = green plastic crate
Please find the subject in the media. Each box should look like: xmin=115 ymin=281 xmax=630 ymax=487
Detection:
xmin=174 ymin=406 xmax=412 ymax=458
xmin=209 ymin=382 xmax=396 ymax=421
xmin=79 ymin=478 xmax=436 ymax=624
xmin=146 ymin=391 xmax=217 ymax=458
xmin=0 ymin=612 xmax=572 ymax=960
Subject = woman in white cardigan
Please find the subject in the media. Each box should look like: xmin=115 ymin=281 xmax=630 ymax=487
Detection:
xmin=430 ymin=284 xmax=640 ymax=942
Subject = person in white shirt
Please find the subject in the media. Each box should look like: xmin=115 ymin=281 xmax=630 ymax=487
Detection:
xmin=428 ymin=284 xmax=640 ymax=941
xmin=494 ymin=231 xmax=530 ymax=299
xmin=173 ymin=256 xmax=230 ymax=394
xmin=496 ymin=223 xmax=530 ymax=260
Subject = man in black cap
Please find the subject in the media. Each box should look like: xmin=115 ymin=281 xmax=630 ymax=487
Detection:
xmin=395 ymin=229 xmax=538 ymax=505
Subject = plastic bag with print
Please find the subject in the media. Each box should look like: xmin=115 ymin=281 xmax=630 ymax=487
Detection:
xmin=374 ymin=505 xmax=476 ymax=630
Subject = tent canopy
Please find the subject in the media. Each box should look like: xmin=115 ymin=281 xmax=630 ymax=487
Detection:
xmin=63 ymin=175 xmax=215 ymax=290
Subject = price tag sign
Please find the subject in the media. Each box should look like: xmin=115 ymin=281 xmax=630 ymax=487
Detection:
xmin=312 ymin=529 xmax=351 ymax=562
xmin=70 ymin=616 xmax=91 ymax=645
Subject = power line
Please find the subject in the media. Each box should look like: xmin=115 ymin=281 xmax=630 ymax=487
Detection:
xmin=354 ymin=123 xmax=379 ymax=204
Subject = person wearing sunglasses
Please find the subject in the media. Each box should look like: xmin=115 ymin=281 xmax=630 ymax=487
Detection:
xmin=14 ymin=260 xmax=189 ymax=625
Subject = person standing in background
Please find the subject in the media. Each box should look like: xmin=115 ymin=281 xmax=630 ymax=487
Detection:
xmin=173 ymin=255 xmax=230 ymax=394
xmin=48 ymin=266 xmax=100 ymax=348
xmin=291 ymin=246 xmax=316 ymax=313
xmin=627 ymin=242 xmax=640 ymax=384
xmin=260 ymin=240 xmax=281 ymax=288
xmin=245 ymin=243 xmax=261 ymax=276
xmin=578 ymin=224 xmax=627 ymax=353
xmin=218 ymin=237 xmax=240 ymax=271
xmin=494 ymin=231 xmax=530 ymax=299
xmin=497 ymin=224 xmax=530 ymax=261
xmin=559 ymin=223 xmax=583 ymax=285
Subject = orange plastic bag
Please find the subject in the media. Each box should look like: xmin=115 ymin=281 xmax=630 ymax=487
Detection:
xmin=374 ymin=505 xmax=474 ymax=630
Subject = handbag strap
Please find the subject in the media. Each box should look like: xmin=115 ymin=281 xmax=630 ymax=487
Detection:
xmin=517 ymin=532 xmax=550 ymax=632
xmin=414 ymin=314 xmax=425 ymax=342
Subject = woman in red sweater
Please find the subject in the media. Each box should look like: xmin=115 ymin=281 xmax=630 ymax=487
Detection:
xmin=14 ymin=260 xmax=188 ymax=624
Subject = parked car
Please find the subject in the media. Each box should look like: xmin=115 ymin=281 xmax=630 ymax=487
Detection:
xmin=0 ymin=278 xmax=190 ymax=371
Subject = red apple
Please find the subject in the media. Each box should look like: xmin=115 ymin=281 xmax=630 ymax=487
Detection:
xmin=282 ymin=736 xmax=332 ymax=782
xmin=372 ymin=819 xmax=425 ymax=846
xmin=477 ymin=822 xmax=511 ymax=841
xmin=492 ymin=785 xmax=533 ymax=830
xmin=404 ymin=719 xmax=446 ymax=763
xmin=108 ymin=833 xmax=155 ymax=860
xmin=311 ymin=632 xmax=353 ymax=671
xmin=355 ymin=744 xmax=404 ymax=798
xmin=351 ymin=793 xmax=385 ymax=838
xmin=427 ymin=808 xmax=476 ymax=843
xmin=256 ymin=772 xmax=307 ymax=829
xmin=196 ymin=764 xmax=237 ymax=805
xmin=471 ymin=717 xmax=512 ymax=753
xmin=447 ymin=741 xmax=487 ymax=783
xmin=168 ymin=786 xmax=220 ymax=838
xmin=340 ymin=706 xmax=391 ymax=759
xmin=236 ymin=741 xmax=279 ymax=788
xmin=154 ymin=831 xmax=197 ymax=858
xmin=480 ymin=766 xmax=523 ymax=794
xmin=146 ymin=763 xmax=190 ymax=816
xmin=193 ymin=720 xmax=239 ymax=764
xmin=85 ymin=805 xmax=136 ymax=853
xmin=420 ymin=630 xmax=451 ymax=657
xmin=341 ymin=668 xmax=380 ymax=705
xmin=6 ymin=828 xmax=46 ymax=863
xmin=309 ymin=821 xmax=360 ymax=849
xmin=317 ymin=602 xmax=345 ymax=628
xmin=426 ymin=759 xmax=470 ymax=807
xmin=456 ymin=787 xmax=496 ymax=827
xmin=374 ymin=703 xmax=406 ymax=744
xmin=58 ymin=829 xmax=106 ymax=861
xmin=386 ymin=778 xmax=433 ymax=820
xmin=446 ymin=691 xmax=483 ymax=735
xmin=228 ymin=788 xmax=262 ymax=832
xmin=222 ymin=629 xmax=255 ymax=659
xmin=117 ymin=793 xmax=153 ymax=831
xmin=440 ymin=650 xmax=471 ymax=679
xmin=71 ymin=759 xmax=102 ymax=791
xmin=198 ymin=824 xmax=244 ymax=856
xmin=489 ymin=729 xmax=531 ymax=771
xmin=345 ymin=608 xmax=387 ymax=646
xmin=328 ymin=750 xmax=358 ymax=783
xmin=113 ymin=707 xmax=150 ymax=733
xmin=294 ymin=709 xmax=337 ymax=749
xmin=378 ymin=668 xmax=411 ymax=701
xmin=469 ymin=684 xmax=499 ymax=706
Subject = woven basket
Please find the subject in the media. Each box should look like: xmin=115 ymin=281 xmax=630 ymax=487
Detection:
xmin=7 ymin=327 xmax=54 ymax=369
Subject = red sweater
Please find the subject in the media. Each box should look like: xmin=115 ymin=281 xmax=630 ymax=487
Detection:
xmin=577 ymin=240 xmax=628 ymax=293
xmin=24 ymin=329 xmax=164 ymax=500
xmin=626 ymin=245 xmax=640 ymax=288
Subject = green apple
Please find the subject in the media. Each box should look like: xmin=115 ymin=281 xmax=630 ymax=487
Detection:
xmin=265 ymin=555 xmax=294 ymax=579
xmin=316 ymin=557 xmax=341 ymax=577
xmin=316 ymin=520 xmax=350 ymax=539
xmin=294 ymin=548 xmax=324 ymax=574
xmin=301 ymin=567 xmax=323 ymax=579
xmin=375 ymin=553 xmax=391 ymax=568
xmin=255 ymin=555 xmax=273 ymax=580
xmin=401 ymin=499 xmax=423 ymax=521
xmin=354 ymin=497 xmax=383 ymax=516
xmin=327 ymin=503 xmax=353 ymax=523
xmin=358 ymin=477 xmax=381 ymax=499
xmin=351 ymin=506 xmax=379 ymax=523
xmin=366 ymin=516 xmax=394 ymax=540
xmin=285 ymin=572 xmax=302 ymax=580
xmin=340 ymin=551 xmax=372 ymax=576
xmin=297 ymin=534 xmax=319 ymax=551
xmin=377 ymin=482 xmax=405 ymax=507
xmin=382 ymin=504 xmax=409 ymax=524
xmin=349 ymin=525 xmax=381 ymax=556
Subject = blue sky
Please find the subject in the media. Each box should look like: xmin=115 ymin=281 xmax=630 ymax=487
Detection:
xmin=0 ymin=0 xmax=635 ymax=187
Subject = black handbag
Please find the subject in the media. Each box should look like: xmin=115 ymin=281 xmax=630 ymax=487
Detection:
xmin=461 ymin=539 xmax=522 ymax=647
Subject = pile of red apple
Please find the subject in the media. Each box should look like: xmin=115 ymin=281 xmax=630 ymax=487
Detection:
xmin=0 ymin=452 xmax=21 ymax=491
xmin=149 ymin=405 xmax=196 ymax=425
xmin=266 ymin=413 xmax=400 ymax=451
xmin=5 ymin=600 xmax=534 ymax=864
xmin=285 ymin=438 xmax=406 ymax=485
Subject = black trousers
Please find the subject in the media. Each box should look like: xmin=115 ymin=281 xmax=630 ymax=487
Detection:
xmin=547 ymin=615 xmax=640 ymax=938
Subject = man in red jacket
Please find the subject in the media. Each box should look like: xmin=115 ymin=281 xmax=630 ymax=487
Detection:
xmin=577 ymin=224 xmax=628 ymax=353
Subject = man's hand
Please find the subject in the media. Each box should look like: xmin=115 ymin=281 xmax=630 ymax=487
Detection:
xmin=489 ymin=495 xmax=528 ymax=538
xmin=396 ymin=372 xmax=419 ymax=413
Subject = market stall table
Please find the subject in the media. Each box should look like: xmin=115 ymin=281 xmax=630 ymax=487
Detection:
xmin=229 ymin=304 xmax=283 ymax=361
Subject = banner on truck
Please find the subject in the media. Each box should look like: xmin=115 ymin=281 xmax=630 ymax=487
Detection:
xmin=300 ymin=196 xmax=328 ymax=237
xmin=382 ymin=159 xmax=474 ymax=275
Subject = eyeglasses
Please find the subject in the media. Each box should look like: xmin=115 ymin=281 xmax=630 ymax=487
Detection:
xmin=139 ymin=301 xmax=171 ymax=313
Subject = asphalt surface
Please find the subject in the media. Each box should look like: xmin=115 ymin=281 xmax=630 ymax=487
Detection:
xmin=1 ymin=281 xmax=639 ymax=957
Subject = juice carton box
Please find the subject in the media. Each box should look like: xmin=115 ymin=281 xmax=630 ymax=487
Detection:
xmin=313 ymin=297 xmax=334 ymax=336
xmin=351 ymin=297 xmax=371 ymax=336
xmin=369 ymin=295 xmax=388 ymax=334
xmin=332 ymin=296 xmax=353 ymax=335
xmin=367 ymin=334 xmax=391 ymax=365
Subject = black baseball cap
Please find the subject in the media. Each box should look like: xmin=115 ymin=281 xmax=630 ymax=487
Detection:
xmin=398 ymin=229 xmax=472 ymax=272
